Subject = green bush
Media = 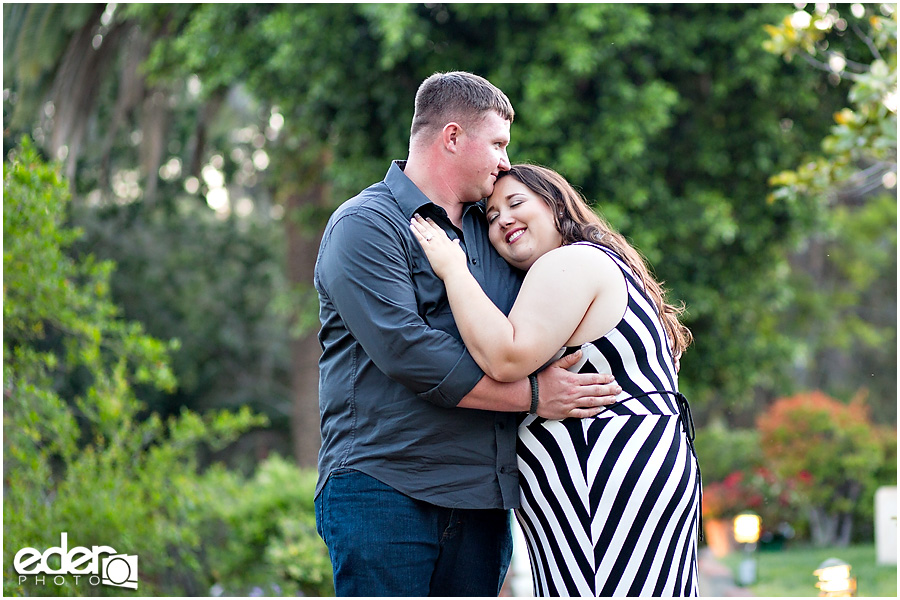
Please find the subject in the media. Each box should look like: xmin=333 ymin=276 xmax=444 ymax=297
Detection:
xmin=3 ymin=138 xmax=266 ymax=596
xmin=698 ymin=394 xmax=894 ymax=547
xmin=694 ymin=421 xmax=764 ymax=483
xmin=199 ymin=454 xmax=334 ymax=596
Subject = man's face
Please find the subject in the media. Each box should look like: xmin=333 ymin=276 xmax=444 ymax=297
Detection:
xmin=455 ymin=111 xmax=511 ymax=203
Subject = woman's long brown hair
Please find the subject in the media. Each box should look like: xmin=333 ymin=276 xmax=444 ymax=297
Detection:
xmin=499 ymin=164 xmax=692 ymax=358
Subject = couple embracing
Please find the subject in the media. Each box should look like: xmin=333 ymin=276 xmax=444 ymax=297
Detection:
xmin=314 ymin=71 xmax=701 ymax=597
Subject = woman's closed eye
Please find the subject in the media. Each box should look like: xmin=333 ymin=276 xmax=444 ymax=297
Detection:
xmin=487 ymin=200 xmax=524 ymax=225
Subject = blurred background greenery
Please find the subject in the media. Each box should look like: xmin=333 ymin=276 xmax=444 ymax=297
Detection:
xmin=721 ymin=544 xmax=897 ymax=596
xmin=3 ymin=3 xmax=896 ymax=596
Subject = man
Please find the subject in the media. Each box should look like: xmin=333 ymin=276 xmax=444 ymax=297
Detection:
xmin=314 ymin=71 xmax=620 ymax=596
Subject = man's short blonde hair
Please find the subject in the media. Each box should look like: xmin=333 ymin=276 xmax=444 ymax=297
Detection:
xmin=410 ymin=71 xmax=514 ymax=143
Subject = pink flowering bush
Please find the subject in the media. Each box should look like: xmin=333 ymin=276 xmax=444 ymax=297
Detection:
xmin=757 ymin=391 xmax=886 ymax=546
xmin=702 ymin=467 xmax=805 ymax=533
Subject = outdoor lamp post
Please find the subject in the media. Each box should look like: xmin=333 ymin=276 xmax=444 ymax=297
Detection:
xmin=814 ymin=558 xmax=857 ymax=597
xmin=733 ymin=512 xmax=761 ymax=586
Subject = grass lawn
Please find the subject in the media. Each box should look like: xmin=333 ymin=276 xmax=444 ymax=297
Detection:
xmin=720 ymin=544 xmax=898 ymax=597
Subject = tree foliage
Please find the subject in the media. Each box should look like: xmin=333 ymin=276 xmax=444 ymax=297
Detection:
xmin=764 ymin=3 xmax=897 ymax=420
xmin=2 ymin=6 xmax=896 ymax=581
xmin=4 ymin=3 xmax=298 ymax=454
xmin=131 ymin=3 xmax=859 ymax=419
xmin=3 ymin=2 xmax=895 ymax=453
xmin=71 ymin=198 xmax=295 ymax=430
xmin=200 ymin=454 xmax=333 ymax=596
xmin=2 ymin=139 xmax=266 ymax=595
xmin=765 ymin=4 xmax=896 ymax=199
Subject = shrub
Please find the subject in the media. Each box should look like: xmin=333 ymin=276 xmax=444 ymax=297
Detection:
xmin=199 ymin=454 xmax=334 ymax=596
xmin=702 ymin=467 xmax=805 ymax=539
xmin=702 ymin=471 xmax=750 ymax=520
xmin=742 ymin=466 xmax=807 ymax=538
xmin=756 ymin=390 xmax=885 ymax=547
xmin=3 ymin=138 xmax=265 ymax=596
xmin=694 ymin=422 xmax=764 ymax=483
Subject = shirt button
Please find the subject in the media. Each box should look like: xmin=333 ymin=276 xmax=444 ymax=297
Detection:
xmin=471 ymin=258 xmax=478 ymax=265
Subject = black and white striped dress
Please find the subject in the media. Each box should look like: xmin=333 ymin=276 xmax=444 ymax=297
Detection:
xmin=516 ymin=243 xmax=701 ymax=597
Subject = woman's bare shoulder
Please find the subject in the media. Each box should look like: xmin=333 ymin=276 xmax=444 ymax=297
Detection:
xmin=531 ymin=242 xmax=620 ymax=273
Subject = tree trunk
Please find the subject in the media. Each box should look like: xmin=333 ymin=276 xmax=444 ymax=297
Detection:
xmin=99 ymin=26 xmax=147 ymax=192
xmin=139 ymin=89 xmax=170 ymax=205
xmin=45 ymin=5 xmax=108 ymax=184
xmin=836 ymin=512 xmax=853 ymax=547
xmin=282 ymin=149 xmax=331 ymax=468
xmin=809 ymin=506 xmax=840 ymax=547
xmin=835 ymin=480 xmax=862 ymax=547
xmin=289 ymin=315 xmax=323 ymax=469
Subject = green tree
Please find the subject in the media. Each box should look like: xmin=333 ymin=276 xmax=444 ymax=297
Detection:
xmin=138 ymin=3 xmax=850 ymax=431
xmin=764 ymin=3 xmax=897 ymax=421
xmin=3 ymin=138 xmax=265 ymax=595
xmin=71 ymin=194 xmax=295 ymax=443
xmin=4 ymin=4 xmax=154 ymax=188
xmin=6 ymin=4 xmax=883 ymax=467
xmin=4 ymin=3 xmax=298 ymax=460
xmin=199 ymin=454 xmax=333 ymax=596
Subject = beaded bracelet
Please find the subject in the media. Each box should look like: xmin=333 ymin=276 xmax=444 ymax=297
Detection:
xmin=528 ymin=373 xmax=540 ymax=414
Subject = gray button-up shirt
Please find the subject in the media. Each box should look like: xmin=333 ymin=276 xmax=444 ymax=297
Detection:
xmin=314 ymin=161 xmax=523 ymax=509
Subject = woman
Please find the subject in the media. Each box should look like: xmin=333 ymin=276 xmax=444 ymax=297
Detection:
xmin=411 ymin=164 xmax=700 ymax=597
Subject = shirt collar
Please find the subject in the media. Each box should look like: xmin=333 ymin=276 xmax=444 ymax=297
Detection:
xmin=385 ymin=160 xmax=433 ymax=219
xmin=385 ymin=160 xmax=487 ymax=220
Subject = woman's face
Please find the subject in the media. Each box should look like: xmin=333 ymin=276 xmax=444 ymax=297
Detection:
xmin=486 ymin=175 xmax=563 ymax=270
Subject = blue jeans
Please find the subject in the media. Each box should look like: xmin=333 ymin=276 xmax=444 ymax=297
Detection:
xmin=315 ymin=468 xmax=513 ymax=596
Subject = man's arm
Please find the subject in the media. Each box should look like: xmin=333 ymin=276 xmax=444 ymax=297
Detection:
xmin=319 ymin=208 xmax=619 ymax=415
xmin=317 ymin=208 xmax=485 ymax=406
xmin=458 ymin=351 xmax=621 ymax=419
